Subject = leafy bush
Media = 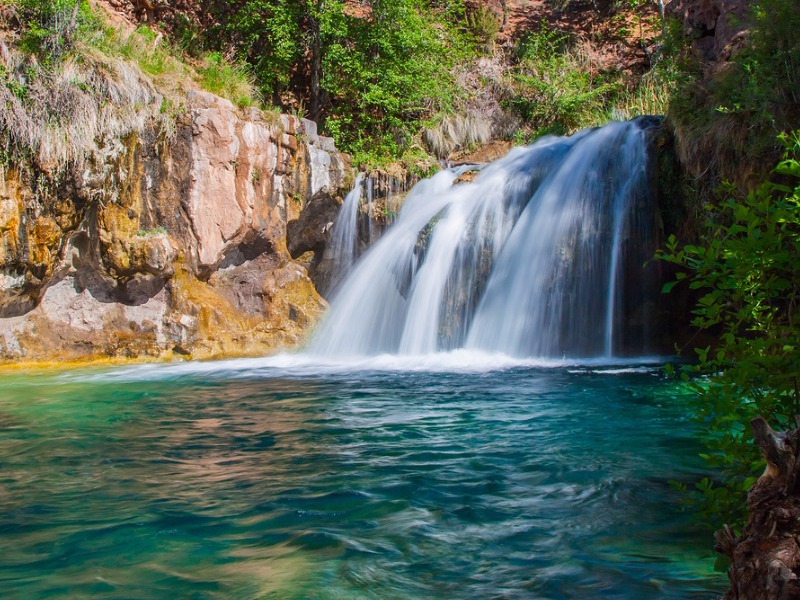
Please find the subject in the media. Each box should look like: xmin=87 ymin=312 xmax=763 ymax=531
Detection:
xmin=465 ymin=4 xmax=500 ymax=50
xmin=323 ymin=0 xmax=455 ymax=161
xmin=659 ymin=131 xmax=800 ymax=528
xmin=16 ymin=0 xmax=96 ymax=63
xmin=212 ymin=0 xmax=304 ymax=97
xmin=503 ymin=22 xmax=623 ymax=136
xmin=206 ymin=0 xmax=464 ymax=162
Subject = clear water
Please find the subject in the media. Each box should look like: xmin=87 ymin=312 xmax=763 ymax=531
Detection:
xmin=0 ymin=355 xmax=724 ymax=599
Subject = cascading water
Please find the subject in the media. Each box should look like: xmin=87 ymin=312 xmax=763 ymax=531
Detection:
xmin=326 ymin=172 xmax=365 ymax=291
xmin=310 ymin=119 xmax=660 ymax=359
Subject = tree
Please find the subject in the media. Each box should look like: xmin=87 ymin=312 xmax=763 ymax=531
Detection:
xmin=208 ymin=0 xmax=305 ymax=106
xmin=209 ymin=0 xmax=453 ymax=159
xmin=321 ymin=0 xmax=450 ymax=157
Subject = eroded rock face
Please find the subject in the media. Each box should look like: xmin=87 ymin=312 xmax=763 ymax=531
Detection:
xmin=287 ymin=167 xmax=414 ymax=297
xmin=287 ymin=192 xmax=340 ymax=257
xmin=0 ymin=89 xmax=351 ymax=364
xmin=666 ymin=0 xmax=750 ymax=67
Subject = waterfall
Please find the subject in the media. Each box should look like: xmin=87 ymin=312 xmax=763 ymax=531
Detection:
xmin=310 ymin=120 xmax=659 ymax=359
xmin=327 ymin=172 xmax=365 ymax=291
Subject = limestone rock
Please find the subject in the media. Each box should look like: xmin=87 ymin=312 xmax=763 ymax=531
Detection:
xmin=286 ymin=191 xmax=340 ymax=259
xmin=0 ymin=83 xmax=352 ymax=365
xmin=666 ymin=0 xmax=750 ymax=67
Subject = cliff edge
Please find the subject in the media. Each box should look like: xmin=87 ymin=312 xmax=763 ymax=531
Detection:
xmin=0 ymin=6 xmax=352 ymax=364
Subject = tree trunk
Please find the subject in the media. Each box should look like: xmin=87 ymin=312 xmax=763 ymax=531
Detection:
xmin=500 ymin=0 xmax=508 ymax=32
xmin=716 ymin=417 xmax=800 ymax=599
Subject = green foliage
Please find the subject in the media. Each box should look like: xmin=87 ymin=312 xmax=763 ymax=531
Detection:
xmin=84 ymin=19 xmax=259 ymax=110
xmin=16 ymin=0 xmax=97 ymax=63
xmin=464 ymin=4 xmax=501 ymax=50
xmin=617 ymin=17 xmax=692 ymax=119
xmin=716 ymin=0 xmax=800 ymax=126
xmin=172 ymin=12 xmax=206 ymax=58
xmin=1 ymin=63 xmax=28 ymax=101
xmin=137 ymin=226 xmax=168 ymax=237
xmin=208 ymin=0 xmax=462 ymax=162
xmin=115 ymin=25 xmax=178 ymax=77
xmin=1 ymin=0 xmax=263 ymax=172
xmin=325 ymin=1 xmax=454 ymax=160
xmin=504 ymin=22 xmax=623 ymax=136
xmin=214 ymin=0 xmax=305 ymax=94
xmin=198 ymin=52 xmax=260 ymax=109
xmin=659 ymin=131 xmax=800 ymax=527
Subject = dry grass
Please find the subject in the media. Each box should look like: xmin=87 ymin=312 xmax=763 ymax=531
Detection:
xmin=0 ymin=6 xmax=262 ymax=174
xmin=613 ymin=72 xmax=672 ymax=121
xmin=422 ymin=112 xmax=494 ymax=159
xmin=0 ymin=41 xmax=164 ymax=172
xmin=100 ymin=23 xmax=259 ymax=108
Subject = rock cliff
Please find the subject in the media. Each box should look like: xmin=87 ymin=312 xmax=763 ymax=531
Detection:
xmin=666 ymin=0 xmax=749 ymax=69
xmin=0 ymin=88 xmax=351 ymax=363
xmin=287 ymin=166 xmax=415 ymax=296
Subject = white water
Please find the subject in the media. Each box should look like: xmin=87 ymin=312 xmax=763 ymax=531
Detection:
xmin=327 ymin=172 xmax=365 ymax=291
xmin=75 ymin=350 xmax=665 ymax=383
xmin=312 ymin=120 xmax=656 ymax=359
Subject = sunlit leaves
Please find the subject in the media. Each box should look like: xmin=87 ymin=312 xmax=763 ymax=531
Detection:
xmin=214 ymin=0 xmax=457 ymax=162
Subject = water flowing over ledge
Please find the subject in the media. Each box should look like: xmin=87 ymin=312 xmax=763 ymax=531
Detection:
xmin=327 ymin=172 xmax=366 ymax=292
xmin=312 ymin=119 xmax=661 ymax=359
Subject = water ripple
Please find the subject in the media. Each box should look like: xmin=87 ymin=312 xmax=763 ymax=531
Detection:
xmin=0 ymin=363 xmax=723 ymax=598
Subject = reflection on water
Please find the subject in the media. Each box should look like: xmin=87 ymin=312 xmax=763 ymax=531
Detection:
xmin=0 ymin=358 xmax=724 ymax=599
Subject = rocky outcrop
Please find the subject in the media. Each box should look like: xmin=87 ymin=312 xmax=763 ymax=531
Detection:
xmin=0 ymin=90 xmax=351 ymax=363
xmin=666 ymin=0 xmax=750 ymax=69
xmin=663 ymin=0 xmax=779 ymax=187
xmin=287 ymin=167 xmax=414 ymax=297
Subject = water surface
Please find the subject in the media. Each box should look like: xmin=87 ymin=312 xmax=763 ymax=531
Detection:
xmin=0 ymin=355 xmax=724 ymax=598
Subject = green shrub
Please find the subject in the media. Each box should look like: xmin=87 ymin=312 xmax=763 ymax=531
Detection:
xmin=207 ymin=0 xmax=467 ymax=162
xmin=172 ymin=12 xmax=206 ymax=58
xmin=669 ymin=0 xmax=800 ymax=183
xmin=465 ymin=5 xmax=500 ymax=50
xmin=115 ymin=25 xmax=179 ymax=77
xmin=198 ymin=52 xmax=260 ymax=109
xmin=659 ymin=131 xmax=800 ymax=528
xmin=16 ymin=0 xmax=96 ymax=63
xmin=503 ymin=22 xmax=623 ymax=135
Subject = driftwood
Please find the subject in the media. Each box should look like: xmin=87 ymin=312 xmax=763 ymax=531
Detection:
xmin=716 ymin=417 xmax=800 ymax=599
